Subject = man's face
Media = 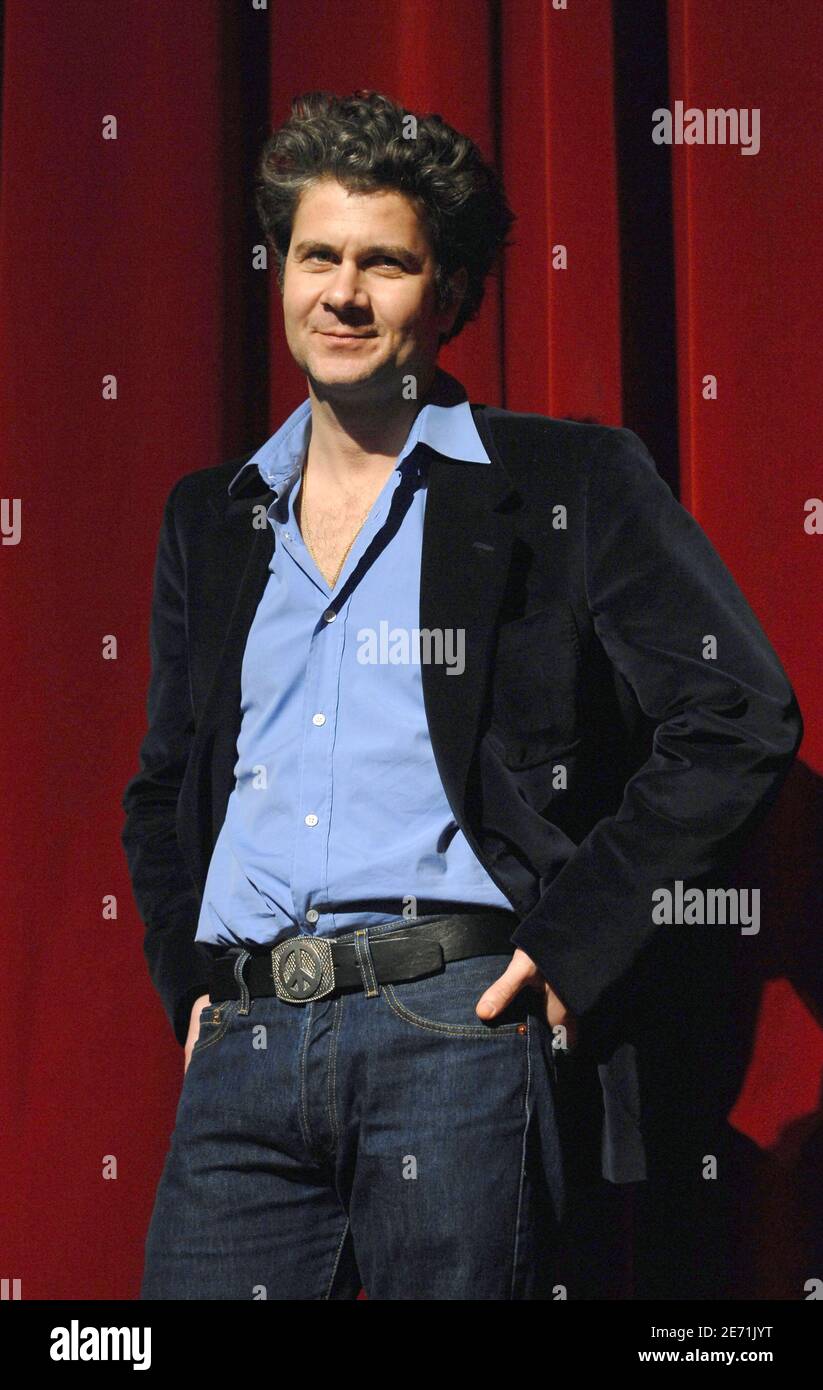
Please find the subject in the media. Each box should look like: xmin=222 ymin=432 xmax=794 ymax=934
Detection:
xmin=281 ymin=176 xmax=465 ymax=400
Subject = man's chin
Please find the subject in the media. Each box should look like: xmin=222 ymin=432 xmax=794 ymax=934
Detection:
xmin=303 ymin=355 xmax=395 ymax=394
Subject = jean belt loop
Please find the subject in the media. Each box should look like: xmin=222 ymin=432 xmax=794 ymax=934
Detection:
xmin=353 ymin=927 xmax=380 ymax=998
xmin=233 ymin=948 xmax=252 ymax=1014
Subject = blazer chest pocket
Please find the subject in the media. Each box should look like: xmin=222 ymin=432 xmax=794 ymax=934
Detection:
xmin=491 ymin=600 xmax=582 ymax=765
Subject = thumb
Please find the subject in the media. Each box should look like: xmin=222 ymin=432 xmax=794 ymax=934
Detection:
xmin=476 ymin=956 xmax=530 ymax=1019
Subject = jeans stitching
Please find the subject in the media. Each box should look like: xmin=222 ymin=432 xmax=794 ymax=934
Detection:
xmin=353 ymin=929 xmax=379 ymax=996
xmin=191 ymin=999 xmax=239 ymax=1053
xmin=362 ymin=934 xmax=379 ymax=994
xmin=326 ymin=995 xmax=344 ymax=1152
xmin=330 ymin=912 xmax=451 ymax=945
xmin=297 ymin=1001 xmax=316 ymax=1154
xmin=381 ymin=981 xmax=525 ymax=1037
xmin=510 ymin=1012 xmax=533 ymax=1298
xmin=324 ymin=1217 xmax=352 ymax=1300
xmin=233 ymin=948 xmax=252 ymax=1013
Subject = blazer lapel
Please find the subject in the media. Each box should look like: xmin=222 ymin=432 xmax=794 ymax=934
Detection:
xmin=419 ymin=408 xmax=520 ymax=825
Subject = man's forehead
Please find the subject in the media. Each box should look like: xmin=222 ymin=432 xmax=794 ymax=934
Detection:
xmin=293 ymin=178 xmax=427 ymax=232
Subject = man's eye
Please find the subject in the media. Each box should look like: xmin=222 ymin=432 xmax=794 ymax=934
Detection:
xmin=306 ymin=253 xmax=401 ymax=267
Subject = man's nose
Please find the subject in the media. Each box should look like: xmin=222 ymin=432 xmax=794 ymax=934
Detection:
xmin=322 ymin=262 xmax=367 ymax=311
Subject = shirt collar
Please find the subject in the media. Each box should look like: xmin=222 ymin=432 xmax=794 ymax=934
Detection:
xmin=226 ymin=366 xmax=490 ymax=499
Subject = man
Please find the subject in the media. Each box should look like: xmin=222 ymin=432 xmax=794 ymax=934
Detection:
xmin=122 ymin=90 xmax=803 ymax=1300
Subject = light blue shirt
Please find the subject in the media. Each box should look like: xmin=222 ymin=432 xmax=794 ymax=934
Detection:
xmin=195 ymin=368 xmax=513 ymax=948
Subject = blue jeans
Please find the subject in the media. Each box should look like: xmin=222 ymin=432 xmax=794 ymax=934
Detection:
xmin=140 ymin=919 xmax=567 ymax=1300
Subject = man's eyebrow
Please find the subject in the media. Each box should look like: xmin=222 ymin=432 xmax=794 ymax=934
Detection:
xmin=292 ymin=240 xmax=422 ymax=267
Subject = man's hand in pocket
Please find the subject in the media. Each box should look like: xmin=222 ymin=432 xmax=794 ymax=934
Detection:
xmin=475 ymin=947 xmax=578 ymax=1052
xmin=184 ymin=994 xmax=211 ymax=1074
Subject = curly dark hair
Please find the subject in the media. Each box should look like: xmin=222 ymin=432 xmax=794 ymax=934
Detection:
xmin=254 ymin=89 xmax=516 ymax=346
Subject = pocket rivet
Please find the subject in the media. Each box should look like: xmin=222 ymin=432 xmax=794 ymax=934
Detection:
xmin=212 ymin=1009 xmax=221 ymax=1023
xmin=516 ymin=1024 xmax=527 ymax=1035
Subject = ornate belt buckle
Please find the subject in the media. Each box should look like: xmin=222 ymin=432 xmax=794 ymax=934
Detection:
xmin=271 ymin=935 xmax=335 ymax=1003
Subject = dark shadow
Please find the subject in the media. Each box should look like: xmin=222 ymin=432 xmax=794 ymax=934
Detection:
xmin=611 ymin=0 xmax=679 ymax=496
xmin=723 ymin=760 xmax=823 ymax=1300
xmin=547 ymin=758 xmax=821 ymax=1300
xmin=220 ymin=0 xmax=271 ymax=455
xmin=628 ymin=759 xmax=822 ymax=1300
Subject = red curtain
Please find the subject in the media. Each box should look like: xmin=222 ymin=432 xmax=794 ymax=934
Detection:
xmin=1 ymin=0 xmax=819 ymax=1299
xmin=667 ymin=0 xmax=823 ymax=1296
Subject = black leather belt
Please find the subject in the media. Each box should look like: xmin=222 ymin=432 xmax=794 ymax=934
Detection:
xmin=206 ymin=910 xmax=519 ymax=1005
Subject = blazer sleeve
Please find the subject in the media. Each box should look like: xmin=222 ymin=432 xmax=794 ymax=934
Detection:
xmin=120 ymin=477 xmax=212 ymax=1045
xmin=510 ymin=426 xmax=804 ymax=1018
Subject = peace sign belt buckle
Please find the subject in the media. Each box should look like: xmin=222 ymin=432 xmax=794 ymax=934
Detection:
xmin=271 ymin=934 xmax=336 ymax=1003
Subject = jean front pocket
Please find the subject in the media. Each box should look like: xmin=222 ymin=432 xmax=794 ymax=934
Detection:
xmin=191 ymin=998 xmax=240 ymax=1055
xmin=381 ymin=952 xmax=533 ymax=1038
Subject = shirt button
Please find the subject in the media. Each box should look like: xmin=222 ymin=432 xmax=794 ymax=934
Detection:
xmin=306 ymin=909 xmax=319 ymax=923
xmin=304 ymin=813 xmax=319 ymax=827
xmin=322 ymin=609 xmax=336 ymax=623
xmin=312 ymin=713 xmax=326 ymax=726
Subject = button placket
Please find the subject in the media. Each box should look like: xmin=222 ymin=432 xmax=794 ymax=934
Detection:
xmin=293 ymin=594 xmax=346 ymax=932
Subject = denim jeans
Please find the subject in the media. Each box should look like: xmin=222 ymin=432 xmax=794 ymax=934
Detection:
xmin=140 ymin=918 xmax=567 ymax=1300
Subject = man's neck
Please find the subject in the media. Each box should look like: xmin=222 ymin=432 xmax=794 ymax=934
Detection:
xmin=303 ymin=364 xmax=439 ymax=490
